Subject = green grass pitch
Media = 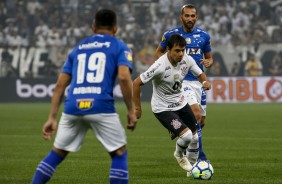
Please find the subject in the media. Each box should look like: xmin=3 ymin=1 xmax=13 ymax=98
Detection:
xmin=0 ymin=102 xmax=282 ymax=184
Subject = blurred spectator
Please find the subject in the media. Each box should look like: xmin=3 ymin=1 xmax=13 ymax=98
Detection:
xmin=244 ymin=53 xmax=263 ymax=76
xmin=0 ymin=45 xmax=16 ymax=77
xmin=34 ymin=20 xmax=49 ymax=37
xmin=6 ymin=29 xmax=21 ymax=47
xmin=230 ymin=62 xmax=241 ymax=76
xmin=271 ymin=24 xmax=282 ymax=43
xmin=207 ymin=61 xmax=222 ymax=76
xmin=269 ymin=52 xmax=282 ymax=76
xmin=134 ymin=44 xmax=156 ymax=75
xmin=27 ymin=0 xmax=42 ymax=15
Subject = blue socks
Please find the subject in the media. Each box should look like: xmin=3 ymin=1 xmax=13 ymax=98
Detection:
xmin=31 ymin=150 xmax=64 ymax=184
xmin=32 ymin=149 xmax=129 ymax=183
xmin=197 ymin=123 xmax=207 ymax=161
xmin=110 ymin=151 xmax=128 ymax=184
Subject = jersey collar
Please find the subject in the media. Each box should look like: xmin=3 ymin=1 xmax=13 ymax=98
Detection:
xmin=179 ymin=26 xmax=197 ymax=35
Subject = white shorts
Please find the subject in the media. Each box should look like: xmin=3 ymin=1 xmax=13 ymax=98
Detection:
xmin=54 ymin=113 xmax=127 ymax=153
xmin=182 ymin=80 xmax=207 ymax=116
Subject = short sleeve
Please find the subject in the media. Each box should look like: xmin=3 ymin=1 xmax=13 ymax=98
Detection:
xmin=140 ymin=60 xmax=162 ymax=84
xmin=117 ymin=41 xmax=133 ymax=71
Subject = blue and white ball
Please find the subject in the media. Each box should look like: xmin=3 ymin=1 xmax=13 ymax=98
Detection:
xmin=191 ymin=160 xmax=214 ymax=180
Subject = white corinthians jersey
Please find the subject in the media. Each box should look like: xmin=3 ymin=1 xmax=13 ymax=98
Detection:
xmin=140 ymin=52 xmax=203 ymax=113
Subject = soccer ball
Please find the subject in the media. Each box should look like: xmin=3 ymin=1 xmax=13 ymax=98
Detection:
xmin=191 ymin=160 xmax=214 ymax=180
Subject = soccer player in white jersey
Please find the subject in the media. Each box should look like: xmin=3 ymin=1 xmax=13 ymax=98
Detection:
xmin=155 ymin=4 xmax=214 ymax=165
xmin=31 ymin=9 xmax=137 ymax=184
xmin=133 ymin=34 xmax=211 ymax=175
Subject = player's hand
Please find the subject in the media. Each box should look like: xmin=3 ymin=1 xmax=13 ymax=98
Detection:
xmin=200 ymin=58 xmax=213 ymax=68
xmin=127 ymin=110 xmax=137 ymax=131
xmin=202 ymin=81 xmax=211 ymax=90
xmin=42 ymin=119 xmax=57 ymax=140
xmin=135 ymin=107 xmax=142 ymax=119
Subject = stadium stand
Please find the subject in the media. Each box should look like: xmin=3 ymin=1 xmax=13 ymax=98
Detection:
xmin=0 ymin=0 xmax=281 ymax=77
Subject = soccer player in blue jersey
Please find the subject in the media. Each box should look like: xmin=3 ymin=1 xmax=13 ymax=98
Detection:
xmin=155 ymin=4 xmax=213 ymax=166
xmin=31 ymin=9 xmax=137 ymax=184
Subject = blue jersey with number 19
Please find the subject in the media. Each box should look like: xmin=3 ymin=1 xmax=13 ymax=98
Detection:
xmin=62 ymin=34 xmax=133 ymax=115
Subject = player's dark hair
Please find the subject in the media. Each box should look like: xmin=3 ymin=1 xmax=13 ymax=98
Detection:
xmin=94 ymin=9 xmax=117 ymax=29
xmin=181 ymin=4 xmax=197 ymax=15
xmin=167 ymin=34 xmax=186 ymax=49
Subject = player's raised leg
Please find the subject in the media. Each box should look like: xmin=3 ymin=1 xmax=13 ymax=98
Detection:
xmin=174 ymin=128 xmax=193 ymax=171
xmin=186 ymin=103 xmax=201 ymax=165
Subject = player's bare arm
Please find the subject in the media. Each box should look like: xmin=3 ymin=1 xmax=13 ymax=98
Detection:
xmin=133 ymin=76 xmax=143 ymax=119
xmin=155 ymin=45 xmax=165 ymax=58
xmin=43 ymin=73 xmax=71 ymax=140
xmin=197 ymin=73 xmax=211 ymax=90
xmin=118 ymin=65 xmax=137 ymax=131
xmin=200 ymin=52 xmax=213 ymax=68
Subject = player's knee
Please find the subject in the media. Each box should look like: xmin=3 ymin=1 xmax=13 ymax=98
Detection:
xmin=191 ymin=106 xmax=201 ymax=122
xmin=200 ymin=117 xmax=206 ymax=128
xmin=110 ymin=145 xmax=126 ymax=157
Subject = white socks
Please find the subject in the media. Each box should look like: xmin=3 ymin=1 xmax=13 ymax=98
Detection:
xmin=175 ymin=130 xmax=192 ymax=156
xmin=186 ymin=133 xmax=199 ymax=165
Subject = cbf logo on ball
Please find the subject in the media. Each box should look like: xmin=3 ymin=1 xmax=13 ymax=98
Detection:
xmin=265 ymin=79 xmax=282 ymax=101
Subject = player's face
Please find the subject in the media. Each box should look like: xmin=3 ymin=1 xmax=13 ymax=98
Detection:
xmin=180 ymin=7 xmax=198 ymax=31
xmin=168 ymin=45 xmax=185 ymax=66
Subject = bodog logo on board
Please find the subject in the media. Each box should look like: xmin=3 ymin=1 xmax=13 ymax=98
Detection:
xmin=265 ymin=78 xmax=282 ymax=101
xmin=77 ymin=99 xmax=94 ymax=110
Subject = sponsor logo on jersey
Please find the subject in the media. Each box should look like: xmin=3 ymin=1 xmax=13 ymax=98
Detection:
xmin=186 ymin=48 xmax=202 ymax=55
xmin=168 ymin=102 xmax=180 ymax=108
xmin=168 ymin=95 xmax=184 ymax=108
xmin=193 ymin=34 xmax=200 ymax=38
xmin=77 ymin=99 xmax=94 ymax=110
xmin=146 ymin=69 xmax=154 ymax=78
xmin=143 ymin=63 xmax=161 ymax=79
xmin=171 ymin=119 xmax=182 ymax=130
xmin=174 ymin=74 xmax=179 ymax=80
xmin=181 ymin=66 xmax=188 ymax=76
xmin=165 ymin=66 xmax=171 ymax=70
xmin=78 ymin=41 xmax=110 ymax=50
xmin=183 ymin=86 xmax=190 ymax=91
xmin=125 ymin=51 xmax=133 ymax=62
xmin=179 ymin=61 xmax=185 ymax=66
xmin=185 ymin=38 xmax=191 ymax=44
xmin=161 ymin=35 xmax=165 ymax=42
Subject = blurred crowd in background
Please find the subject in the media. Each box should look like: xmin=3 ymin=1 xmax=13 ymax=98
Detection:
xmin=0 ymin=0 xmax=282 ymax=77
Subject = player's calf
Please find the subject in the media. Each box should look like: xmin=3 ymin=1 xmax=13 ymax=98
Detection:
xmin=110 ymin=150 xmax=128 ymax=184
xmin=186 ymin=133 xmax=199 ymax=165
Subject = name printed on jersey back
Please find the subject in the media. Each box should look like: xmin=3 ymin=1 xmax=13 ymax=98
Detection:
xmin=78 ymin=41 xmax=111 ymax=50
xmin=73 ymin=86 xmax=101 ymax=94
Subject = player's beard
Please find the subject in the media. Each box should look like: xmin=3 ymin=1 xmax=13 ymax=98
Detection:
xmin=183 ymin=21 xmax=195 ymax=32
